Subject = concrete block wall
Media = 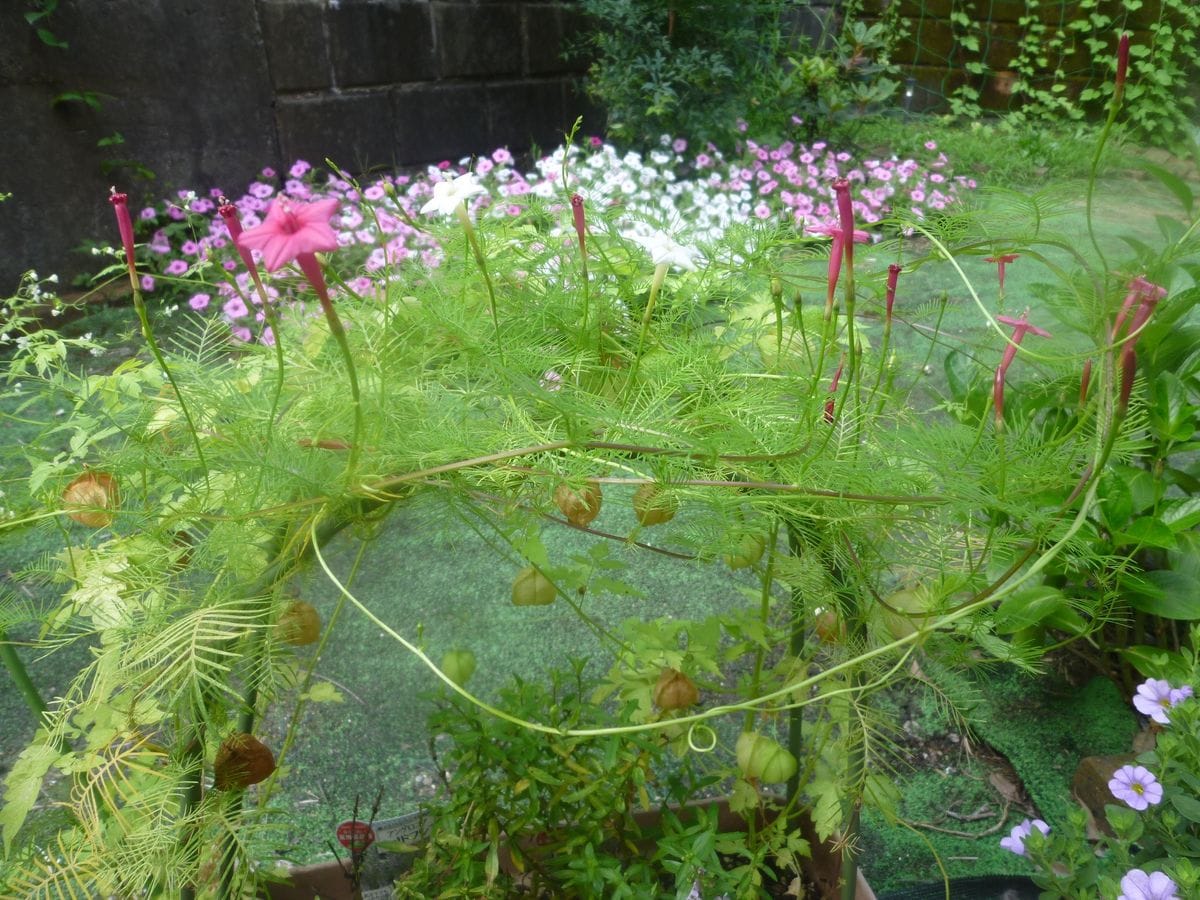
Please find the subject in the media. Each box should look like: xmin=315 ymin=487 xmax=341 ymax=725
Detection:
xmin=1 ymin=0 xmax=592 ymax=288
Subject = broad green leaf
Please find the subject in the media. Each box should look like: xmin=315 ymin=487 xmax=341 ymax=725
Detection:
xmin=1162 ymin=497 xmax=1200 ymax=532
xmin=1116 ymin=517 xmax=1177 ymax=550
xmin=0 ymin=740 xmax=59 ymax=853
xmin=1124 ymin=570 xmax=1200 ymax=620
xmin=1171 ymin=793 xmax=1200 ymax=823
xmin=994 ymin=586 xmax=1067 ymax=634
xmin=1097 ymin=471 xmax=1133 ymax=530
xmin=1119 ymin=645 xmax=1192 ymax=681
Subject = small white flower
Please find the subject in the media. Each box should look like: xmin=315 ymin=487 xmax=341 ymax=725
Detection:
xmin=420 ymin=173 xmax=487 ymax=217
xmin=627 ymin=229 xmax=700 ymax=272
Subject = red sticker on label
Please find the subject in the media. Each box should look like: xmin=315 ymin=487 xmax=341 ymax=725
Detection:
xmin=336 ymin=819 xmax=375 ymax=852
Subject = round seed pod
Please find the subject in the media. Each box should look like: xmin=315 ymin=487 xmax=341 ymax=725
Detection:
xmin=441 ymin=649 xmax=477 ymax=687
xmin=511 ymin=566 xmax=556 ymax=606
xmin=632 ymin=483 xmax=678 ymax=526
xmin=652 ymin=668 xmax=699 ymax=712
xmin=813 ymin=607 xmax=846 ymax=644
xmin=275 ymin=601 xmax=322 ymax=646
xmin=213 ymin=733 xmax=275 ymax=791
xmin=723 ymin=534 xmax=766 ymax=570
xmin=63 ymin=471 xmax=119 ymax=528
xmin=553 ymin=481 xmax=603 ymax=527
xmin=880 ymin=585 xmax=933 ymax=640
xmin=736 ymin=731 xmax=797 ymax=785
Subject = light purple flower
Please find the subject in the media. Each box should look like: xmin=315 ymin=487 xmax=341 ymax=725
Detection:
xmin=999 ymin=818 xmax=1049 ymax=856
xmin=289 ymin=160 xmax=311 ymax=179
xmin=223 ymin=297 xmax=249 ymax=319
xmin=188 ymin=292 xmax=210 ymax=311
xmin=140 ymin=274 xmax=155 ymax=292
xmin=1134 ymin=678 xmax=1186 ymax=724
xmin=164 ymin=259 xmax=188 ymax=276
xmin=1109 ymin=765 xmax=1163 ymax=811
xmin=539 ymin=370 xmax=563 ymax=392
xmin=1119 ymin=869 xmax=1180 ymax=900
xmin=140 ymin=207 xmax=157 ymax=220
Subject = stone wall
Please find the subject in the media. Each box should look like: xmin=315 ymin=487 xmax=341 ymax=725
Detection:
xmin=1 ymin=0 xmax=591 ymax=289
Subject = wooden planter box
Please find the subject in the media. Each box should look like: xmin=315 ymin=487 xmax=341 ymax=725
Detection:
xmin=264 ymin=797 xmax=875 ymax=899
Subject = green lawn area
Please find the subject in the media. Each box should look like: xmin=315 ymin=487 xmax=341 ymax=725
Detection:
xmin=1 ymin=165 xmax=1195 ymax=890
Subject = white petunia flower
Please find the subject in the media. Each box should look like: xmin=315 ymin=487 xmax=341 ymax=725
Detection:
xmin=627 ymin=229 xmax=701 ymax=271
xmin=419 ymin=173 xmax=487 ymax=217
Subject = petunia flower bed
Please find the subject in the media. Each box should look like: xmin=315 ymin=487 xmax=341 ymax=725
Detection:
xmin=114 ymin=135 xmax=972 ymax=340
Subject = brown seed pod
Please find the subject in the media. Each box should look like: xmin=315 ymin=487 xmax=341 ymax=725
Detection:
xmin=213 ymin=733 xmax=275 ymax=790
xmin=813 ymin=607 xmax=846 ymax=644
xmin=275 ymin=600 xmax=322 ymax=646
xmin=632 ymin=483 xmax=677 ymax=526
xmin=63 ymin=471 xmax=119 ymax=528
xmin=511 ymin=565 xmax=556 ymax=606
xmin=723 ymin=534 xmax=766 ymax=571
xmin=553 ymin=481 xmax=603 ymax=527
xmin=652 ymin=668 xmax=699 ymax=712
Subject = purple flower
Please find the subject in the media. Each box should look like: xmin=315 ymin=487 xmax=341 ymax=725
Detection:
xmin=1133 ymin=678 xmax=1191 ymax=725
xmin=140 ymin=274 xmax=155 ymax=292
xmin=999 ymin=818 xmax=1049 ymax=856
xmin=1109 ymin=765 xmax=1163 ymax=811
xmin=223 ymin=297 xmax=249 ymax=319
xmin=1119 ymin=869 xmax=1179 ymax=900
xmin=188 ymin=292 xmax=211 ymax=311
xmin=289 ymin=160 xmax=311 ymax=179
xmin=164 ymin=259 xmax=188 ymax=276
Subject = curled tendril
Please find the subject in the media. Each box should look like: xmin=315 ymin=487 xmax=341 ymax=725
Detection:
xmin=687 ymin=723 xmax=718 ymax=753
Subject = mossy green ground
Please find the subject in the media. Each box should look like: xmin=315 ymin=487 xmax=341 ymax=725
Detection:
xmin=858 ymin=669 xmax=1135 ymax=894
xmin=0 ymin=170 xmax=1190 ymax=881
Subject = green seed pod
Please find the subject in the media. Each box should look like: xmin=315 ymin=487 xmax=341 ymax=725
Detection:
xmin=736 ymin=732 xmax=797 ymax=784
xmin=441 ymin=649 xmax=477 ymax=687
xmin=633 ymin=483 xmax=678 ymax=526
xmin=511 ymin=566 xmax=556 ymax=606
xmin=723 ymin=534 xmax=766 ymax=570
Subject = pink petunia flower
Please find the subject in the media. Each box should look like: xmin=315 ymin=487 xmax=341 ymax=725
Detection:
xmin=188 ymin=292 xmax=210 ymax=311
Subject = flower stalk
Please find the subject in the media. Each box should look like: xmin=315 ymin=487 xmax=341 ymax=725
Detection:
xmin=108 ymin=189 xmax=210 ymax=489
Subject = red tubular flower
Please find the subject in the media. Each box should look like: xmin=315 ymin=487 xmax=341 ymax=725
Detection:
xmin=570 ymin=193 xmax=586 ymax=255
xmin=218 ymin=197 xmax=263 ymax=281
xmin=984 ymin=253 xmax=1019 ymax=293
xmin=885 ymin=264 xmax=902 ymax=323
xmin=1111 ymin=275 xmax=1167 ymax=345
xmin=832 ymin=179 xmax=856 ymax=269
xmin=1115 ymin=32 xmax=1131 ymax=104
xmin=1126 ymin=277 xmax=1167 ymax=342
xmin=1079 ymin=358 xmax=1093 ymax=406
xmin=810 ymin=222 xmax=869 ymax=317
xmin=1118 ymin=346 xmax=1137 ymax=416
xmin=993 ymin=311 xmax=1052 ymax=426
xmin=824 ymin=355 xmax=846 ymax=424
xmin=107 ymin=188 xmax=137 ymax=277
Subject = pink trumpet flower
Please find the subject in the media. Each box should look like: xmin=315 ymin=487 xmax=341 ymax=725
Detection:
xmin=235 ymin=196 xmax=339 ymax=273
xmin=993 ymin=311 xmax=1051 ymax=426
xmin=985 ymin=254 xmax=1019 ymax=293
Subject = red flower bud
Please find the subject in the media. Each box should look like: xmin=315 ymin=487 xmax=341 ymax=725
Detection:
xmin=885 ymin=264 xmax=902 ymax=323
xmin=1079 ymin=358 xmax=1093 ymax=406
xmin=1115 ymin=33 xmax=1130 ymax=102
xmin=107 ymin=188 xmax=137 ymax=276
xmin=570 ymin=193 xmax=586 ymax=255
